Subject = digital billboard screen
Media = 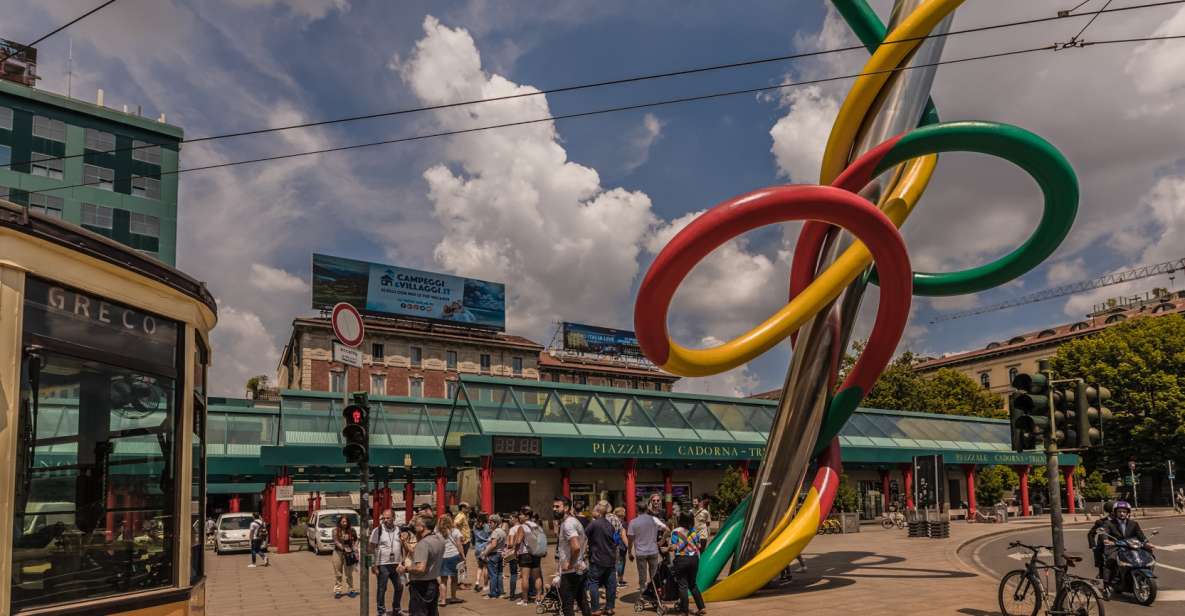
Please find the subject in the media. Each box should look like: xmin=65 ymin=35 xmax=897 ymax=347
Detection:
xmin=312 ymin=254 xmax=506 ymax=331
xmin=561 ymin=322 xmax=644 ymax=358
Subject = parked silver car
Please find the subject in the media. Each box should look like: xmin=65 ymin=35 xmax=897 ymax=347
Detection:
xmin=306 ymin=509 xmax=360 ymax=555
xmin=214 ymin=513 xmax=255 ymax=554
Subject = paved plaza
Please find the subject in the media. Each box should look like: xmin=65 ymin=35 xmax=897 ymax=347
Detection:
xmin=206 ymin=521 xmax=1034 ymax=616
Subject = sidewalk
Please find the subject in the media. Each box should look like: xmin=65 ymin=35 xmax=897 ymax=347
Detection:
xmin=207 ymin=522 xmax=1028 ymax=616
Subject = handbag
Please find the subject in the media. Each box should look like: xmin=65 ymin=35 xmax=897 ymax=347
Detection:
xmin=345 ymin=550 xmax=359 ymax=566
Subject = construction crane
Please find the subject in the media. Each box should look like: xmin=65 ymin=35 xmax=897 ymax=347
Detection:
xmin=929 ymin=257 xmax=1185 ymax=324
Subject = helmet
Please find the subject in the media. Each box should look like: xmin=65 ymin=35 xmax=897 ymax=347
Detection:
xmin=1102 ymin=501 xmax=1114 ymax=515
xmin=1112 ymin=500 xmax=1132 ymax=512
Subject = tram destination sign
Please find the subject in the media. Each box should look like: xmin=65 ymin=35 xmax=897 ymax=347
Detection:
xmin=493 ymin=435 xmax=542 ymax=456
xmin=313 ymin=253 xmax=507 ymax=331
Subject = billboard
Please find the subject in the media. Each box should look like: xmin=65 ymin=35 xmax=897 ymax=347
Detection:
xmin=312 ymin=254 xmax=506 ymax=330
xmin=562 ymin=322 xmax=644 ymax=358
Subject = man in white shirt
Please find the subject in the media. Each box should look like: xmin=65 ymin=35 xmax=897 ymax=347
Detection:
xmin=370 ymin=509 xmax=405 ymax=616
xmin=553 ymin=496 xmax=590 ymax=616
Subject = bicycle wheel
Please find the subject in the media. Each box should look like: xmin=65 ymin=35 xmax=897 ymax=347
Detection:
xmin=1062 ymin=580 xmax=1105 ymax=616
xmin=998 ymin=570 xmax=1041 ymax=616
xmin=881 ymin=518 xmax=894 ymax=529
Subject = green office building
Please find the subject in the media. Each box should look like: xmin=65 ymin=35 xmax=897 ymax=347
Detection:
xmin=0 ymin=72 xmax=182 ymax=264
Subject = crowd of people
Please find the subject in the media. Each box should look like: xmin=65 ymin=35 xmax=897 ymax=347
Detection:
xmin=306 ymin=493 xmax=715 ymax=616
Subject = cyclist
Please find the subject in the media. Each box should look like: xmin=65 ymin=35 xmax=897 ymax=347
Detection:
xmin=1086 ymin=501 xmax=1114 ymax=579
xmin=1100 ymin=500 xmax=1149 ymax=586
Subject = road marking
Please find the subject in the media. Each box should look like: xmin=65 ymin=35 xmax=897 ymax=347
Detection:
xmin=1157 ymin=544 xmax=1185 ymax=551
xmin=1157 ymin=562 xmax=1185 ymax=574
xmin=1158 ymin=590 xmax=1185 ymax=601
xmin=1009 ymin=548 xmax=1052 ymax=561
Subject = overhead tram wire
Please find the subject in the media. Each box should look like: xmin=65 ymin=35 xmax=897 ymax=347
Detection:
xmin=20 ymin=31 xmax=1185 ymax=198
xmin=0 ymin=0 xmax=117 ymax=63
xmin=3 ymin=0 xmax=1183 ymax=170
xmin=1070 ymin=0 xmax=1115 ymax=44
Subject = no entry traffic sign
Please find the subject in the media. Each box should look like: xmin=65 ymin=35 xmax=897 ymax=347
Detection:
xmin=331 ymin=302 xmax=365 ymax=348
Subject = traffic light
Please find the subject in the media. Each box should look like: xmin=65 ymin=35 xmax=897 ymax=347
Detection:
xmin=1075 ymin=381 xmax=1111 ymax=448
xmin=1010 ymin=372 xmax=1051 ymax=452
xmin=341 ymin=392 xmax=370 ymax=464
xmin=1053 ymin=383 xmax=1077 ymax=447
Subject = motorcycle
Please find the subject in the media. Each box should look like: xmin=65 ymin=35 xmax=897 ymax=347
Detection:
xmin=1101 ymin=529 xmax=1159 ymax=605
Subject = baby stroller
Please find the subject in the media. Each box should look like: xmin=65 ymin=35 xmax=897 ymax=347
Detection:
xmin=535 ymin=580 xmax=561 ymax=615
xmin=633 ymin=558 xmax=678 ymax=614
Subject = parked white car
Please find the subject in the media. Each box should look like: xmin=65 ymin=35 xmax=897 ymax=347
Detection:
xmin=306 ymin=509 xmax=360 ymax=555
xmin=214 ymin=513 xmax=255 ymax=555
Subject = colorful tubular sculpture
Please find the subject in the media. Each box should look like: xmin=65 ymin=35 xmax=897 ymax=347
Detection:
xmin=633 ymin=0 xmax=1078 ymax=601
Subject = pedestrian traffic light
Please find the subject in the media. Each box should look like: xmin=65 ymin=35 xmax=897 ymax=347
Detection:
xmin=1075 ymin=381 xmax=1111 ymax=448
xmin=1053 ymin=383 xmax=1077 ymax=447
xmin=1010 ymin=372 xmax=1051 ymax=452
xmin=341 ymin=392 xmax=370 ymax=464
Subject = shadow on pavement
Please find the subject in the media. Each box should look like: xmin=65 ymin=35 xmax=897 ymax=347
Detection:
xmin=957 ymin=609 xmax=1002 ymax=616
xmin=749 ymin=551 xmax=978 ymax=598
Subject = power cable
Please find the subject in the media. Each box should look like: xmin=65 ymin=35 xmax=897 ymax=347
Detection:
xmin=0 ymin=1 xmax=117 ymax=63
xmin=1071 ymin=0 xmax=1115 ymax=43
xmin=17 ymin=31 xmax=1185 ymax=198
xmin=3 ymin=0 xmax=1183 ymax=170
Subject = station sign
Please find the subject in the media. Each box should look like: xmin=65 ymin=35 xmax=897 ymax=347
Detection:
xmin=276 ymin=485 xmax=294 ymax=501
xmin=333 ymin=341 xmax=363 ymax=368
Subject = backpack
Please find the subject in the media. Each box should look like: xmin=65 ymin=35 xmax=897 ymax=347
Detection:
xmin=255 ymin=520 xmax=268 ymax=541
xmin=529 ymin=524 xmax=548 ymax=557
xmin=611 ymin=525 xmax=624 ymax=549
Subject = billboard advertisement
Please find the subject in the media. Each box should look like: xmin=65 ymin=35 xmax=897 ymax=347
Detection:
xmin=312 ymin=254 xmax=506 ymax=330
xmin=562 ymin=322 xmax=644 ymax=358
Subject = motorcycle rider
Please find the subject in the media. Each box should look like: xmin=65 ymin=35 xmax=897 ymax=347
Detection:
xmin=1087 ymin=501 xmax=1114 ymax=579
xmin=1101 ymin=500 xmax=1149 ymax=586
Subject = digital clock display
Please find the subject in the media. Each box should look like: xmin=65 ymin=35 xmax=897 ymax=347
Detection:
xmin=492 ymin=436 xmax=542 ymax=456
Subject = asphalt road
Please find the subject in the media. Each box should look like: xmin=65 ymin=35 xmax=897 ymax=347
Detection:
xmin=967 ymin=516 xmax=1185 ymax=615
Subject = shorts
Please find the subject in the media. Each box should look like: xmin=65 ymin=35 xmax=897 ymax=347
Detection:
xmin=441 ymin=554 xmax=462 ymax=577
xmin=517 ymin=553 xmax=539 ymax=568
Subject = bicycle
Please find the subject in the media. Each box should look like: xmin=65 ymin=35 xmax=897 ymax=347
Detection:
xmin=880 ymin=511 xmax=906 ymax=529
xmin=998 ymin=540 xmax=1106 ymax=616
xmin=974 ymin=509 xmax=1005 ymax=524
xmin=816 ymin=518 xmax=842 ymax=535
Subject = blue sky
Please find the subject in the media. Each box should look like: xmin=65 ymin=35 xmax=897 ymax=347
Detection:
xmin=6 ymin=0 xmax=1185 ymax=396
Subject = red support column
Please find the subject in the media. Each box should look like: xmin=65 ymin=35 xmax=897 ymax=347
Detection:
xmin=384 ymin=481 xmax=393 ymax=514
xmin=435 ymin=468 xmax=447 ymax=515
xmin=1018 ymin=466 xmax=1030 ymax=517
xmin=880 ymin=469 xmax=891 ymax=512
xmin=371 ymin=481 xmax=382 ymax=528
xmin=964 ymin=465 xmax=978 ymax=520
xmin=736 ymin=462 xmax=750 ymax=486
xmin=663 ymin=469 xmax=673 ymax=518
xmin=561 ymin=468 xmax=571 ymax=499
xmin=405 ymin=477 xmax=416 ymax=522
xmin=276 ymin=475 xmax=292 ymax=554
xmin=1064 ymin=467 xmax=1077 ymax=514
xmin=480 ymin=456 xmax=494 ymax=514
xmin=229 ymin=494 xmax=241 ymax=513
xmin=624 ymin=459 xmax=638 ymax=522
xmin=901 ymin=463 xmax=914 ymax=509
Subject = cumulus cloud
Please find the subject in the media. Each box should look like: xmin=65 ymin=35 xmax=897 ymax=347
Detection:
xmin=622 ymin=113 xmax=665 ymax=174
xmin=1046 ymin=257 xmax=1088 ymax=286
xmin=770 ymin=86 xmax=840 ymax=182
xmin=250 ymin=263 xmax=310 ymax=293
xmin=209 ymin=303 xmax=282 ymax=396
xmin=673 ymin=337 xmax=760 ymax=397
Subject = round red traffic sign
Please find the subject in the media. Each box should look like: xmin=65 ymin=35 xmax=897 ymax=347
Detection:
xmin=331 ymin=302 xmax=365 ymax=348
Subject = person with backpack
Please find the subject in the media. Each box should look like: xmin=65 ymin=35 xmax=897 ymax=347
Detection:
xmin=609 ymin=507 xmax=627 ymax=587
xmin=585 ymin=501 xmax=619 ymax=615
xmin=248 ymin=512 xmax=269 ymax=567
xmin=480 ymin=514 xmax=508 ymax=599
xmin=671 ymin=511 xmax=707 ymax=616
xmin=515 ymin=509 xmax=548 ymax=604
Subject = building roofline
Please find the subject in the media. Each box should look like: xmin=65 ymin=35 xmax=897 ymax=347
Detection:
xmin=0 ymin=78 xmax=183 ymax=140
xmin=537 ymin=352 xmax=678 ymax=381
xmin=459 ymin=374 xmax=775 ymax=405
xmin=291 ymin=315 xmax=545 ymax=351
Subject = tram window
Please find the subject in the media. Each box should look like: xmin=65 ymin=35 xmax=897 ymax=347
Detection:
xmin=12 ymin=351 xmax=178 ymax=611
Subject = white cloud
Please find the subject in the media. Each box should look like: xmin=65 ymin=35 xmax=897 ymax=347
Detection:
xmin=769 ymin=86 xmax=840 ymax=182
xmin=928 ymin=294 xmax=979 ymax=312
xmin=1046 ymin=258 xmax=1088 ymax=286
xmin=209 ymin=303 xmax=281 ymax=396
xmin=1125 ymin=6 xmax=1185 ymax=99
xmin=622 ymin=113 xmax=665 ymax=173
xmin=250 ymin=263 xmax=310 ymax=293
xmin=672 ymin=337 xmax=760 ymax=397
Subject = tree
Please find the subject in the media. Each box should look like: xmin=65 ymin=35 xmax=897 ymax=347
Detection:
xmin=835 ymin=473 xmax=861 ymax=513
xmin=713 ymin=466 xmax=749 ymax=519
xmin=842 ymin=340 xmax=1004 ymax=417
xmin=1050 ymin=314 xmax=1185 ymax=499
xmin=245 ymin=374 xmax=269 ymax=399
xmin=1081 ymin=470 xmax=1112 ymax=501
xmin=976 ymin=465 xmax=1019 ymax=506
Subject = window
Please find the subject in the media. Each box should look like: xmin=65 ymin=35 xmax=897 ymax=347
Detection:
xmin=191 ymin=340 xmax=208 ymax=585
xmin=0 ymin=144 xmax=10 ymax=167
xmin=1008 ymin=367 xmax=1018 ymax=385
xmin=130 ymin=213 xmax=160 ymax=238
xmin=32 ymin=115 xmax=66 ymax=141
xmin=446 ymin=350 xmax=457 ymax=371
xmin=84 ymin=164 xmax=115 ymax=190
xmin=330 ymin=371 xmax=345 ymax=393
xmin=28 ymin=193 xmax=63 ymax=218
xmin=512 ymin=356 xmax=523 ymax=376
xmin=30 ymin=152 xmax=63 ymax=179
xmin=0 ymin=106 xmax=12 ymax=130
xmin=446 ymin=380 xmax=458 ymax=400
xmin=81 ymin=202 xmax=114 ymax=229
xmin=655 ymin=382 xmax=663 ymax=391
xmin=85 ymin=128 xmax=116 ymax=152
xmin=409 ymin=377 xmax=423 ymax=398
xmin=409 ymin=346 xmax=422 ymax=368
xmin=131 ymin=175 xmax=161 ymax=200
xmin=370 ymin=373 xmax=387 ymax=396
xmin=479 ymin=353 xmax=491 ymax=374
xmin=579 ymin=374 xmax=587 ymax=385
xmin=980 ymin=372 xmax=991 ymax=389
xmin=551 ymin=373 xmax=560 ymax=383
xmin=132 ymin=140 xmax=162 ymax=165
xmin=372 ymin=343 xmax=385 ymax=361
